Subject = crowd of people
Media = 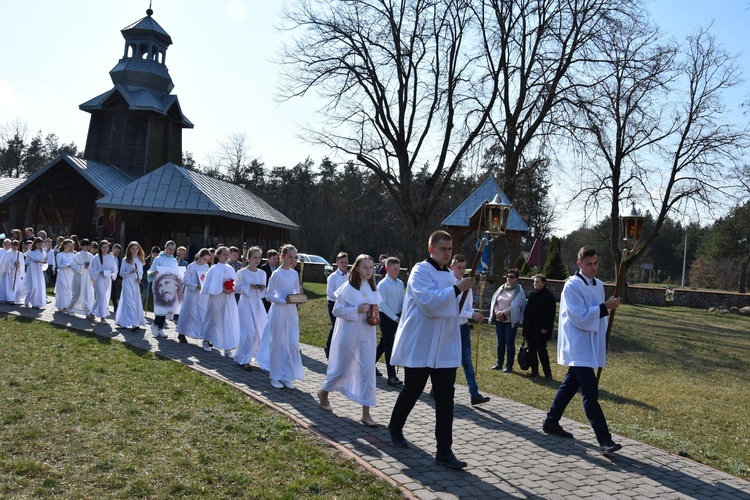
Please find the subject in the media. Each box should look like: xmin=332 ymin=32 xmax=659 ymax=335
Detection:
xmin=0 ymin=226 xmax=623 ymax=468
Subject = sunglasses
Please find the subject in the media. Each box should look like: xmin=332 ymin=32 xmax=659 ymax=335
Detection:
xmin=506 ymin=275 xmax=517 ymax=279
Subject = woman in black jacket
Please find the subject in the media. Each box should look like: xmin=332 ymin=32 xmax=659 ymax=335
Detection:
xmin=523 ymin=274 xmax=556 ymax=380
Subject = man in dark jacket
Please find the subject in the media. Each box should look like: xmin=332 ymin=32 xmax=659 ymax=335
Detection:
xmin=523 ymin=274 xmax=556 ymax=380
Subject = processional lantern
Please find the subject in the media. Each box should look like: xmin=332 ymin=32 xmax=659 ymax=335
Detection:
xmin=485 ymin=193 xmax=511 ymax=238
xmin=620 ymin=203 xmax=645 ymax=247
xmin=598 ymin=202 xmax=644 ymax=382
xmin=459 ymin=193 xmax=512 ymax=311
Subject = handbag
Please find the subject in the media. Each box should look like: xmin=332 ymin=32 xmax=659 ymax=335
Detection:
xmin=517 ymin=339 xmax=531 ymax=371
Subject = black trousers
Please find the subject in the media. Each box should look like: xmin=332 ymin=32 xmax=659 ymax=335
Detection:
xmin=324 ymin=300 xmax=336 ymax=358
xmin=389 ymin=366 xmax=457 ymax=456
xmin=153 ymin=314 xmax=179 ymax=329
xmin=375 ymin=313 xmax=398 ymax=378
xmin=527 ymin=331 xmax=552 ymax=377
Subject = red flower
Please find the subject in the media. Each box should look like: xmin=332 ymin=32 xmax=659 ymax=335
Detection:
xmin=223 ymin=279 xmax=235 ymax=291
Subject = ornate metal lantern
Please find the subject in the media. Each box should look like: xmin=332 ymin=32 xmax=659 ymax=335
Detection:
xmin=485 ymin=193 xmax=511 ymax=238
xmin=620 ymin=203 xmax=645 ymax=245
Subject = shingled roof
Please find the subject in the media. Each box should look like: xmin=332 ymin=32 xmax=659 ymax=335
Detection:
xmin=96 ymin=163 xmax=298 ymax=231
xmin=0 ymin=155 xmax=134 ymax=204
xmin=442 ymin=177 xmax=528 ymax=233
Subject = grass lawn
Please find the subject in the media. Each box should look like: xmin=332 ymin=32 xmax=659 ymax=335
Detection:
xmin=0 ymin=315 xmax=402 ymax=498
xmin=298 ymin=282 xmax=750 ymax=480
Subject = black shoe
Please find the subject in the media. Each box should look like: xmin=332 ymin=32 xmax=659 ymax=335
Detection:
xmin=529 ymin=372 xmax=540 ymax=378
xmin=471 ymin=394 xmax=490 ymax=406
xmin=177 ymin=334 xmax=187 ymax=344
xmin=490 ymin=364 xmax=502 ymax=370
xmin=544 ymin=375 xmax=553 ymax=381
xmin=600 ymin=440 xmax=622 ymax=455
xmin=375 ymin=369 xmax=383 ymax=377
xmin=387 ymin=377 xmax=403 ymax=387
xmin=542 ymin=421 xmax=574 ymax=438
xmin=388 ymin=425 xmax=408 ymax=448
xmin=435 ymin=454 xmax=467 ymax=469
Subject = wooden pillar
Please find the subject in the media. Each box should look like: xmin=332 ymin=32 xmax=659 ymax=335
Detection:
xmin=8 ymin=202 xmax=19 ymax=232
xmin=203 ymin=220 xmax=210 ymax=248
xmin=23 ymin=194 xmax=38 ymax=229
xmin=119 ymin=218 xmax=126 ymax=245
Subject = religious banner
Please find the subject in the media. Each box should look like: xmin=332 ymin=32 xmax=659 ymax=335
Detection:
xmin=153 ymin=266 xmax=185 ymax=316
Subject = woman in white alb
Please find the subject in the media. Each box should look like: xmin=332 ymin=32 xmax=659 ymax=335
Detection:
xmin=115 ymin=241 xmax=146 ymax=330
xmin=233 ymin=246 xmax=268 ymax=370
xmin=89 ymin=240 xmax=118 ymax=323
xmin=200 ymin=246 xmax=240 ymax=357
xmin=176 ymin=248 xmax=211 ymax=344
xmin=54 ymin=239 xmax=75 ymax=311
xmin=256 ymin=244 xmax=305 ymax=389
xmin=317 ymin=254 xmax=381 ymax=426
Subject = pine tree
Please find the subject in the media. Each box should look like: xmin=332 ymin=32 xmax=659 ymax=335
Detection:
xmin=542 ymin=236 xmax=568 ymax=279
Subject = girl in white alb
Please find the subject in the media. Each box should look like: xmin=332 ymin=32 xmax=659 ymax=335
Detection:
xmin=115 ymin=241 xmax=147 ymax=330
xmin=233 ymin=247 xmax=268 ymax=370
xmin=0 ymin=238 xmax=10 ymax=302
xmin=21 ymin=237 xmax=47 ymax=308
xmin=89 ymin=240 xmax=118 ymax=323
xmin=200 ymin=246 xmax=240 ymax=356
xmin=54 ymin=239 xmax=75 ymax=311
xmin=318 ymin=254 xmax=382 ymax=427
xmin=256 ymin=244 xmax=305 ymax=390
xmin=176 ymin=248 xmax=211 ymax=343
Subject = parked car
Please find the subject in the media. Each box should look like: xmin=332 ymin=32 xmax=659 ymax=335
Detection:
xmin=298 ymin=253 xmax=334 ymax=276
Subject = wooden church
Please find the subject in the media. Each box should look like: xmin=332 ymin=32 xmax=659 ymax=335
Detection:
xmin=0 ymin=8 xmax=297 ymax=249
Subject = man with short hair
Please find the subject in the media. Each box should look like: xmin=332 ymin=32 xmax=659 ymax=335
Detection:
xmin=260 ymin=249 xmax=279 ymax=312
xmin=376 ymin=257 xmax=404 ymax=386
xmin=542 ymin=246 xmax=622 ymax=455
xmin=185 ymin=235 xmax=199 ymax=263
xmin=324 ymin=252 xmax=349 ymax=358
xmin=388 ymin=230 xmax=474 ymax=469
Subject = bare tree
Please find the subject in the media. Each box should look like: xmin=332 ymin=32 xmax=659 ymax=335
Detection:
xmin=573 ymin=23 xmax=748 ymax=280
xmin=481 ymin=0 xmax=636 ymax=202
xmin=214 ymin=132 xmax=256 ymax=187
xmin=0 ymin=119 xmax=30 ymax=178
xmin=279 ymin=0 xmax=503 ymax=261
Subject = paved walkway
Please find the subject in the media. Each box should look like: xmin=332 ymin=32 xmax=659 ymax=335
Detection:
xmin=3 ymin=298 xmax=750 ymax=499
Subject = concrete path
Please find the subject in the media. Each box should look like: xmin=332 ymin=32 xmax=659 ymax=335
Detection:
xmin=3 ymin=298 xmax=749 ymax=499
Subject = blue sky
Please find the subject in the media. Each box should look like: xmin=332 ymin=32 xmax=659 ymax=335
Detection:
xmin=1 ymin=1 xmax=748 ymax=231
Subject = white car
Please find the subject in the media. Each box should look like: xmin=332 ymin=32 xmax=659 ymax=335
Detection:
xmin=298 ymin=253 xmax=334 ymax=276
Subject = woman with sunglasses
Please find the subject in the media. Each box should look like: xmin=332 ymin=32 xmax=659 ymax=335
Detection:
xmin=488 ymin=268 xmax=526 ymax=372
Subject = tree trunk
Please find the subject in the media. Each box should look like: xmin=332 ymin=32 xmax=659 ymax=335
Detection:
xmin=739 ymin=257 xmax=749 ymax=294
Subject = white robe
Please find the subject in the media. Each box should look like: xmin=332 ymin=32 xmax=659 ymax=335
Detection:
xmin=176 ymin=262 xmax=209 ymax=338
xmin=21 ymin=249 xmax=46 ymax=308
xmin=256 ymin=267 xmax=305 ymax=382
xmin=115 ymin=259 xmax=146 ymax=328
xmin=2 ymin=250 xmax=26 ymax=303
xmin=391 ymin=260 xmax=463 ymax=369
xmin=0 ymin=248 xmax=6 ymax=302
xmin=200 ymin=262 xmax=239 ymax=350
xmin=233 ymin=268 xmax=268 ymax=364
xmin=322 ymin=282 xmax=382 ymax=406
xmin=54 ymin=252 xmax=75 ymax=309
xmin=557 ymin=273 xmax=608 ymax=369
xmin=89 ymin=253 xmax=118 ymax=318
xmin=68 ymin=251 xmax=94 ymax=316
